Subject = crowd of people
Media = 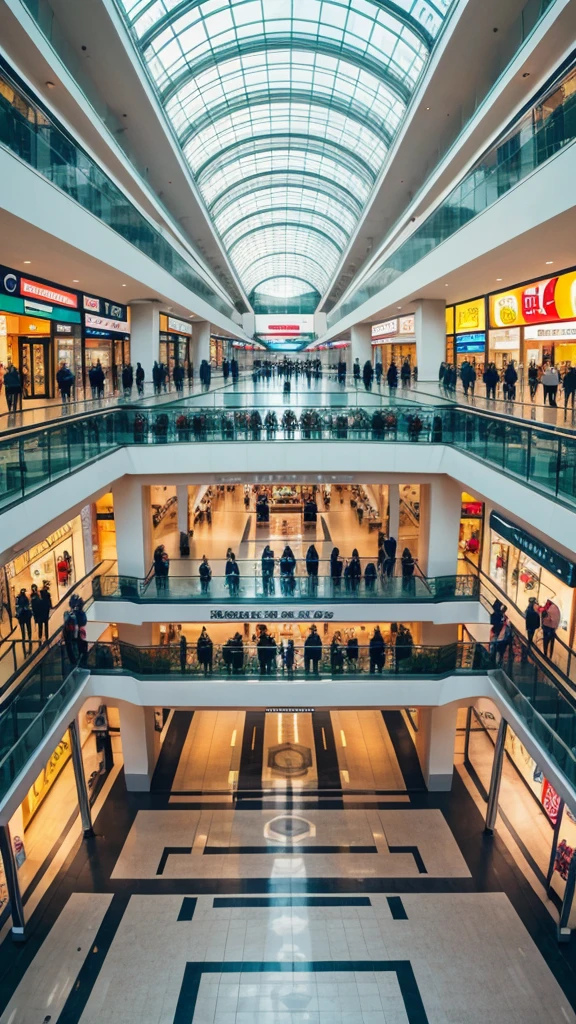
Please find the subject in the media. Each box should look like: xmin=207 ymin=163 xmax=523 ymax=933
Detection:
xmin=489 ymin=594 xmax=562 ymax=665
xmin=178 ymin=621 xmax=416 ymax=677
xmin=440 ymin=358 xmax=576 ymax=410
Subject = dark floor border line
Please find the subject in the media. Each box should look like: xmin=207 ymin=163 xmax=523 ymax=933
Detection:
xmin=387 ymin=896 xmax=408 ymax=920
xmin=102 ymin=877 xmax=476 ymax=895
xmin=174 ymin=959 xmax=428 ymax=1024
xmin=177 ymin=897 xmax=197 ymax=921
xmin=381 ymin=711 xmax=426 ymax=791
xmin=157 ymin=847 xmax=193 ymax=875
xmin=203 ymin=844 xmax=379 ymax=855
xmin=312 ymin=711 xmax=341 ymax=789
xmin=213 ymin=896 xmax=372 ymax=907
xmin=166 ymin=800 xmax=410 ymax=810
xmin=168 ymin=788 xmax=409 ymax=796
xmin=389 ymin=846 xmax=427 ymax=874
xmin=151 ymin=711 xmax=194 ymax=792
xmin=57 ymin=893 xmax=130 ymax=1024
xmin=238 ymin=711 xmax=265 ymax=791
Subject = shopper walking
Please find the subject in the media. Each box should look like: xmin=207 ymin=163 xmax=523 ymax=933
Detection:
xmin=199 ymin=555 xmax=212 ymax=593
xmin=542 ymin=364 xmax=560 ymax=406
xmin=353 ymin=358 xmax=361 ymax=386
xmin=538 ymin=598 xmax=561 ymax=658
xmin=400 ymin=360 xmax=411 ymax=387
xmin=523 ymin=597 xmax=540 ymax=660
xmin=153 ymin=543 xmax=169 ymax=593
xmin=261 ymin=545 xmax=275 ymax=596
xmin=16 ymin=588 xmax=33 ymax=650
xmin=527 ymin=362 xmax=539 ymax=401
xmin=363 ymin=360 xmax=374 ymax=390
xmin=563 ymin=365 xmax=576 ymax=412
xmin=121 ymin=363 xmax=134 ymax=398
xmin=306 ymin=543 xmax=319 ymax=590
xmin=503 ymin=362 xmax=518 ymax=401
xmin=135 ymin=362 xmax=145 ymax=395
xmin=280 ymin=545 xmax=296 ymax=595
xmin=401 ymin=547 xmax=416 ymax=593
xmin=225 ymin=552 xmax=240 ymax=595
xmin=4 ymin=363 xmax=22 ymax=413
xmin=383 ymin=535 xmax=397 ymax=578
xmin=387 ymin=361 xmax=398 ymax=390
xmin=56 ymin=361 xmax=75 ymax=407
xmin=330 ymin=546 xmax=343 ymax=590
xmin=483 ymin=363 xmax=499 ymax=400
xmin=30 ymin=584 xmax=49 ymax=642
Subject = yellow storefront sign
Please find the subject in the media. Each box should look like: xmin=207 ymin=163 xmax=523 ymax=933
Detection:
xmin=455 ymin=300 xmax=485 ymax=333
xmin=445 ymin=306 xmax=454 ymax=335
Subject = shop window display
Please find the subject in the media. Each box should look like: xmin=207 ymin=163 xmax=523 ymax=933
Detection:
xmin=6 ymin=517 xmax=85 ymax=610
xmin=489 ymin=528 xmax=571 ymax=644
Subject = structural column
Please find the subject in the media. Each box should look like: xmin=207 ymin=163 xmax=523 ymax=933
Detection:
xmin=0 ymin=824 xmax=25 ymax=942
xmin=69 ymin=716 xmax=94 ymax=838
xmin=129 ymin=302 xmax=160 ymax=376
xmin=418 ymin=476 xmax=462 ymax=577
xmin=112 ymin=478 xmax=151 ymax=579
xmin=192 ymin=321 xmax=211 ymax=369
xmin=415 ymin=702 xmax=459 ymax=791
xmin=119 ymin=702 xmax=160 ymax=792
xmin=485 ymin=718 xmax=508 ymax=833
xmin=414 ymin=299 xmax=446 ymax=381
xmin=177 ymin=484 xmax=189 ymax=535
xmin=387 ymin=483 xmax=400 ymax=541
xmin=350 ymin=324 xmax=373 ymax=370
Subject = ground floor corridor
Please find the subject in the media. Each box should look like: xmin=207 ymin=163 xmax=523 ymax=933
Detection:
xmin=1 ymin=709 xmax=576 ymax=1023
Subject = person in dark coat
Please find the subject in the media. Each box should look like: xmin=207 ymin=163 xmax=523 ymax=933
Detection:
xmin=401 ymin=547 xmax=416 ymax=593
xmin=179 ymin=634 xmax=188 ymax=672
xmin=363 ymin=360 xmax=374 ymax=390
xmin=304 ymin=624 xmax=322 ymax=676
xmin=347 ymin=549 xmax=362 ymax=592
xmin=261 ymin=545 xmax=275 ymax=596
xmin=136 ymin=362 xmax=145 ymax=395
xmin=563 ymin=366 xmax=576 ymax=411
xmin=56 ymin=362 xmax=75 ymax=406
xmin=369 ymin=627 xmax=386 ymax=674
xmin=330 ymin=631 xmax=345 ymax=674
xmin=280 ymin=545 xmax=296 ymax=595
xmin=153 ymin=544 xmax=169 ymax=593
xmin=375 ymin=359 xmax=383 ymax=385
xmin=231 ymin=357 xmax=239 ymax=382
xmin=16 ymin=588 xmax=33 ymax=649
xmin=197 ymin=627 xmax=213 ymax=674
xmin=503 ymin=362 xmax=518 ymax=401
xmin=524 ymin=597 xmax=540 ymax=658
xmin=199 ymin=555 xmax=212 ymax=593
xmin=483 ymin=363 xmax=499 ymax=400
xmin=200 ymin=359 xmax=212 ymax=389
xmin=306 ymin=544 xmax=319 ymax=590
xmin=353 ymin=358 xmax=361 ymax=385
xmin=222 ymin=357 xmax=230 ymax=382
xmin=395 ymin=625 xmax=413 ymax=671
xmin=400 ymin=360 xmax=411 ymax=387
xmin=34 ymin=580 xmax=52 ymax=641
xmin=225 ymin=552 xmax=240 ymax=595
xmin=387 ymin=362 xmax=398 ymax=389
xmin=121 ymin=364 xmax=134 ymax=398
xmin=152 ymin=361 xmax=162 ymax=395
xmin=383 ymin=535 xmax=397 ymax=578
xmin=4 ymin=363 xmax=22 ymax=412
xmin=330 ymin=547 xmax=343 ymax=589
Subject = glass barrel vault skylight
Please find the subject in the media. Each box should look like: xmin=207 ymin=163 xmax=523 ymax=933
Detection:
xmin=117 ymin=0 xmax=453 ymax=307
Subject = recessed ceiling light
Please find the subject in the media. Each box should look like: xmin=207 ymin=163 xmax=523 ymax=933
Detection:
xmin=122 ymin=283 xmax=127 ymax=287
xmin=425 ymin=106 xmax=430 ymax=111
xmin=23 ymin=260 xmax=31 ymax=264
xmin=545 ymin=260 xmax=553 ymax=265
xmin=496 ymin=278 xmax=503 ymax=281
xmin=45 ymin=81 xmax=55 ymax=88
xmin=397 ymin=306 xmax=401 ymax=309
xmin=445 ymin=283 xmax=449 ymax=287
xmin=73 ymin=279 xmax=79 ymax=283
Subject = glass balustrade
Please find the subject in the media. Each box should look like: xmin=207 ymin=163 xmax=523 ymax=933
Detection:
xmin=93 ymin=570 xmax=478 ymax=603
xmin=327 ymin=54 xmax=576 ymax=326
xmin=0 ymin=402 xmax=575 ymax=512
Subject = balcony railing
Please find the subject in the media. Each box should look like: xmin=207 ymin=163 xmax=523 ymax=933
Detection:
xmin=93 ymin=570 xmax=479 ymax=603
xmin=1 ymin=402 xmax=576 ymax=513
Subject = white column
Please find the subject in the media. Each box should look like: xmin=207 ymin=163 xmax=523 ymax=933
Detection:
xmin=415 ymin=702 xmax=459 ymax=791
xmin=350 ymin=324 xmax=373 ymax=369
xmin=414 ymin=299 xmax=446 ymax=381
xmin=118 ymin=702 xmax=160 ymax=792
xmin=192 ymin=321 xmax=211 ymax=367
xmin=129 ymin=302 xmax=160 ymax=376
xmin=112 ymin=478 xmax=151 ymax=578
xmin=388 ymin=483 xmax=400 ymax=540
xmin=177 ymin=484 xmax=189 ymax=534
xmin=418 ymin=477 xmax=462 ymax=577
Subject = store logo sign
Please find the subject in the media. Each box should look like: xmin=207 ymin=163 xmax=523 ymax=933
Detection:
xmin=210 ymin=609 xmax=334 ymax=620
xmin=3 ymin=271 xmax=17 ymax=294
xmin=85 ymin=313 xmax=129 ymax=333
xmin=490 ymin=511 xmax=576 ymax=586
xmin=399 ymin=315 xmax=415 ymax=335
xmin=371 ymin=319 xmax=397 ymax=339
xmin=83 ymin=295 xmax=100 ymax=312
xmin=21 ymin=278 xmax=78 ymax=308
xmin=168 ymin=316 xmax=192 ymax=335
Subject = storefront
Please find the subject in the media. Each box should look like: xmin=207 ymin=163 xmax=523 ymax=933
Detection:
xmin=489 ymin=267 xmax=576 ymax=371
xmin=468 ymin=697 xmax=576 ymax=928
xmin=159 ymin=314 xmax=191 ymax=376
xmin=83 ymin=294 xmax=130 ymax=393
xmin=459 ymin=492 xmax=483 ymax=565
xmin=6 ymin=516 xmax=86 ymax=609
xmin=453 ymin=297 xmax=486 ymax=369
xmin=0 ymin=265 xmax=82 ymax=399
xmin=487 ymin=510 xmax=576 ymax=646
xmin=210 ymin=335 xmax=225 ymax=368
xmin=487 ymin=327 xmax=521 ymax=371
xmin=371 ymin=314 xmax=416 ymax=365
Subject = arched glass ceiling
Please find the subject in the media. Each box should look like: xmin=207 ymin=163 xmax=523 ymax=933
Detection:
xmin=117 ymin=0 xmax=454 ymax=304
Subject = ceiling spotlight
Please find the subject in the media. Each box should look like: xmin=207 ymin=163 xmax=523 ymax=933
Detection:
xmin=23 ymin=260 xmax=31 ymax=264
xmin=425 ymin=106 xmax=430 ymax=110
xmin=45 ymin=81 xmax=55 ymax=88
xmin=545 ymin=260 xmax=553 ymax=264
xmin=122 ymin=283 xmax=127 ymax=287
xmin=445 ymin=283 xmax=449 ymax=287
xmin=522 ymin=72 xmax=530 ymax=78
xmin=73 ymin=279 xmax=79 ymax=283
xmin=496 ymin=278 xmax=503 ymax=282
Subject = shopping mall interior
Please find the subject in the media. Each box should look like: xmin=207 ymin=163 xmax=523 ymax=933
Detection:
xmin=2 ymin=0 xmax=576 ymax=1021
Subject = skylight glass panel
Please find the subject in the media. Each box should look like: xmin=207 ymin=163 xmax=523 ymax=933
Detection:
xmin=117 ymin=0 xmax=455 ymax=301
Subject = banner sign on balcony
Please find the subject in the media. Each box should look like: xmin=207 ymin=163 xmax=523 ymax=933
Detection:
xmin=490 ymin=511 xmax=576 ymax=586
xmin=210 ymin=609 xmax=335 ymax=620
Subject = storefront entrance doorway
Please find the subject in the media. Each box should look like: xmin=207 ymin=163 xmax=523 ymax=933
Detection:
xmin=18 ymin=337 xmax=51 ymax=399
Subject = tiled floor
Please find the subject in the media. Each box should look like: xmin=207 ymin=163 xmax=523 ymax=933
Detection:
xmin=1 ymin=709 xmax=576 ymax=1024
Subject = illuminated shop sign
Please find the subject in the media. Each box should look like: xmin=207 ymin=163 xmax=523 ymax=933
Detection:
xmin=456 ymin=333 xmax=485 ymax=353
xmin=524 ymin=320 xmax=576 ymax=341
xmin=83 ymin=295 xmax=126 ymax=320
xmin=490 ymin=270 xmax=576 ymax=328
xmin=446 ymin=306 xmax=454 ymax=335
xmin=398 ymin=315 xmax=415 ymax=335
xmin=85 ymin=313 xmax=130 ymax=334
xmin=20 ymin=277 xmax=77 ymax=308
xmin=490 ymin=511 xmax=576 ymax=586
xmin=455 ymin=300 xmax=485 ymax=333
xmin=210 ymin=609 xmax=335 ymax=620
xmin=489 ymin=328 xmax=521 ymax=350
xmin=167 ymin=316 xmax=192 ymax=335
xmin=371 ymin=318 xmax=397 ymax=339
xmin=254 ymin=314 xmax=314 ymax=335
